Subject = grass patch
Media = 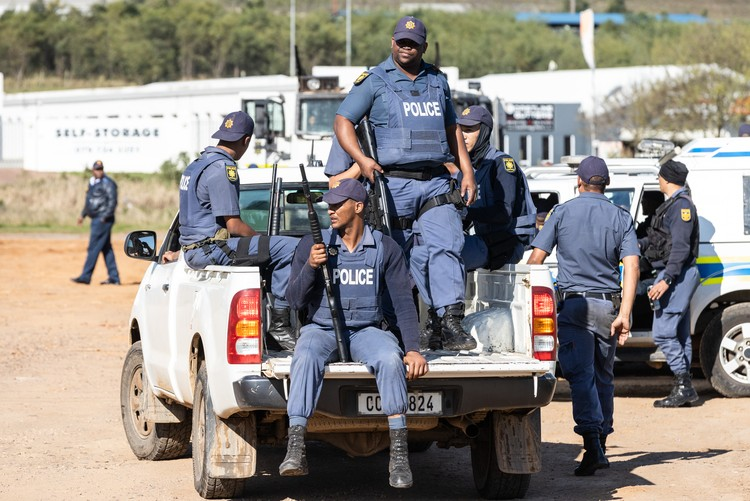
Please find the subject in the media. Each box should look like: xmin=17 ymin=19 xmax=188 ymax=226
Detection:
xmin=0 ymin=169 xmax=177 ymax=233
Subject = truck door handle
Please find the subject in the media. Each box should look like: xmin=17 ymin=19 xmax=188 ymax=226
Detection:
xmin=162 ymin=284 xmax=170 ymax=293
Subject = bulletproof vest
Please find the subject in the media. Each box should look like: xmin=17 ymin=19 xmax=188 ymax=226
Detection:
xmin=368 ymin=66 xmax=451 ymax=167
xmin=178 ymin=150 xmax=233 ymax=246
xmin=472 ymin=150 xmax=537 ymax=245
xmin=644 ymin=192 xmax=699 ymax=265
xmin=311 ymin=228 xmax=384 ymax=329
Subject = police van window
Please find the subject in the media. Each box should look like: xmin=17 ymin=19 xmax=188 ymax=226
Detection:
xmin=244 ymin=99 xmax=285 ymax=138
xmin=564 ymin=135 xmax=575 ymax=156
xmin=605 ymin=188 xmax=634 ymax=211
xmin=744 ymin=176 xmax=750 ymax=235
xmin=299 ymin=97 xmax=345 ymax=136
xmin=239 ymin=186 xmax=331 ymax=235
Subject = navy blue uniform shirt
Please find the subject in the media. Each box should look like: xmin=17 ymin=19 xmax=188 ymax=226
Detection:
xmin=287 ymin=227 xmax=420 ymax=353
xmin=532 ymin=192 xmax=640 ymax=293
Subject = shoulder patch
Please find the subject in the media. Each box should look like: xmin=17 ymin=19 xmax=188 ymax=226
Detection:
xmin=354 ymin=71 xmax=370 ymax=85
xmin=503 ymin=157 xmax=517 ymax=173
xmin=681 ymin=208 xmax=691 ymax=222
xmin=225 ymin=163 xmax=238 ymax=182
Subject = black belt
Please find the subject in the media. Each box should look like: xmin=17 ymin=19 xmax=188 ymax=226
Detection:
xmin=383 ymin=164 xmax=448 ymax=181
xmin=562 ymin=292 xmax=619 ymax=301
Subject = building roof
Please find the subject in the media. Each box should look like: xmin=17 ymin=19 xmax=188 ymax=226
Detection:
xmin=515 ymin=12 xmax=708 ymax=27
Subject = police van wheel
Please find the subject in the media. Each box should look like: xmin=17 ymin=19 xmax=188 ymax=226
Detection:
xmin=700 ymin=304 xmax=750 ymax=398
xmin=120 ymin=341 xmax=191 ymax=460
xmin=192 ymin=363 xmax=246 ymax=499
xmin=470 ymin=412 xmax=531 ymax=500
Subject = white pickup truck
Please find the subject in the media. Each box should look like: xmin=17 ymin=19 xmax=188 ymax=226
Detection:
xmin=119 ymin=166 xmax=558 ymax=500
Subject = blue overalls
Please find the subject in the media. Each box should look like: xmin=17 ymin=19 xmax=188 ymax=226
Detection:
xmin=286 ymin=227 xmax=407 ymax=423
xmin=648 ymin=188 xmax=700 ymax=375
xmin=336 ymin=57 xmax=464 ymax=313
xmin=531 ymin=192 xmax=639 ymax=437
xmin=460 ymin=148 xmax=536 ymax=271
xmin=178 ymin=147 xmax=298 ymax=308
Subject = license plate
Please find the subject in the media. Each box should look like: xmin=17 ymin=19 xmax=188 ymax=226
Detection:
xmin=357 ymin=392 xmax=442 ymax=415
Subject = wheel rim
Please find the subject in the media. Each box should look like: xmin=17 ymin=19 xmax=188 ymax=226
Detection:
xmin=719 ymin=322 xmax=750 ymax=384
xmin=128 ymin=366 xmax=151 ymax=439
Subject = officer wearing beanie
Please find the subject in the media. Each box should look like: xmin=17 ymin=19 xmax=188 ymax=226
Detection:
xmin=639 ymin=160 xmax=701 ymax=407
xmin=178 ymin=111 xmax=299 ymax=350
xmin=279 ymin=178 xmax=428 ymax=489
xmin=527 ymin=156 xmax=639 ymax=476
xmin=333 ymin=15 xmax=478 ymax=352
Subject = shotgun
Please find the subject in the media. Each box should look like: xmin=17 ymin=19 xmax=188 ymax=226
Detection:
xmin=298 ymin=163 xmax=350 ymax=362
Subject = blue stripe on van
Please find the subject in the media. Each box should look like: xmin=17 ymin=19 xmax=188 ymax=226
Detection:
xmin=713 ymin=151 xmax=750 ymax=157
xmin=687 ymin=147 xmax=720 ymax=153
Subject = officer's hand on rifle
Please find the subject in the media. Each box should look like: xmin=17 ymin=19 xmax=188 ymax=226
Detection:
xmin=307 ymin=243 xmax=328 ymax=270
xmin=403 ymin=351 xmax=429 ymax=380
xmin=359 ymin=158 xmax=384 ymax=183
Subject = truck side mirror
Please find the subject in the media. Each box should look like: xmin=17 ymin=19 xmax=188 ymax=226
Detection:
xmin=124 ymin=230 xmax=158 ymax=261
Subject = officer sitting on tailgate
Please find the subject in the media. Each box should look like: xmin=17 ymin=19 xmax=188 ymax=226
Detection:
xmin=178 ymin=111 xmax=299 ymax=350
xmin=333 ymin=16 xmax=478 ymax=352
xmin=279 ymin=179 xmax=428 ymax=488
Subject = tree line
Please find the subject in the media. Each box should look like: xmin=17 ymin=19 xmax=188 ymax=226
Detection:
xmin=3 ymin=0 xmax=750 ymax=88
xmin=2 ymin=0 xmax=750 ymax=138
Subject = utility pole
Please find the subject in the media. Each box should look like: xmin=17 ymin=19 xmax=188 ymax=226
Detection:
xmin=289 ymin=0 xmax=296 ymax=76
xmin=346 ymin=0 xmax=352 ymax=66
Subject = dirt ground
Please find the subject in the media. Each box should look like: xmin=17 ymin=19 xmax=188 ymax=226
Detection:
xmin=1 ymin=234 xmax=749 ymax=501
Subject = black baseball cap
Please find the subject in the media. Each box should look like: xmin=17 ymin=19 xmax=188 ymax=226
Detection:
xmin=577 ymin=156 xmax=609 ymax=185
xmin=393 ymin=16 xmax=427 ymax=45
xmin=457 ymin=106 xmax=494 ymax=129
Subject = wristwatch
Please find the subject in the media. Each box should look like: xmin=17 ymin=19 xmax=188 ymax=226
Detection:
xmin=664 ymin=277 xmax=673 ymax=287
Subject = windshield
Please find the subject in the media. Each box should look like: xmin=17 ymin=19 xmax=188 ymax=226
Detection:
xmin=298 ymin=97 xmax=345 ymax=136
xmin=239 ymin=184 xmax=331 ymax=235
xmin=605 ymin=188 xmax=635 ymax=212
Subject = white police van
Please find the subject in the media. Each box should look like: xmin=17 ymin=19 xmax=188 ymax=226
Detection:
xmin=525 ymin=138 xmax=750 ymax=398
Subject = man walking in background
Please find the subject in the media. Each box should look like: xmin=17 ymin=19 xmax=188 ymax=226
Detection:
xmin=71 ymin=160 xmax=120 ymax=285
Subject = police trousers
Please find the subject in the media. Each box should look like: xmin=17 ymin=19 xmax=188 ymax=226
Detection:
xmin=652 ymin=266 xmax=700 ymax=374
xmin=184 ymin=235 xmax=298 ymax=308
xmin=385 ymin=175 xmax=465 ymax=312
xmin=286 ymin=324 xmax=407 ymax=419
xmin=557 ymin=296 xmax=618 ymax=437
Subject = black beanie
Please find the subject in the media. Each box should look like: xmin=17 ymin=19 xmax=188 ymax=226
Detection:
xmin=659 ymin=160 xmax=688 ymax=186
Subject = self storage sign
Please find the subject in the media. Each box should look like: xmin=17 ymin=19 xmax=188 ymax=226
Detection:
xmin=505 ymin=103 xmax=554 ymax=132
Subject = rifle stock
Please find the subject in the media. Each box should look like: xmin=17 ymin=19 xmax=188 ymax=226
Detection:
xmin=299 ymin=163 xmax=350 ymax=362
xmin=355 ymin=118 xmax=392 ymax=235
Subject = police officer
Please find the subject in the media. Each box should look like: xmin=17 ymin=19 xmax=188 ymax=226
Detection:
xmin=279 ymin=179 xmax=428 ymax=488
xmin=178 ymin=111 xmax=299 ymax=350
xmin=334 ymin=16 xmax=477 ymax=351
xmin=420 ymin=105 xmax=536 ymax=350
xmin=639 ymin=160 xmax=700 ymax=408
xmin=527 ymin=156 xmax=639 ymax=476
xmin=456 ymin=106 xmax=536 ymax=271
xmin=71 ymin=160 xmax=121 ymax=285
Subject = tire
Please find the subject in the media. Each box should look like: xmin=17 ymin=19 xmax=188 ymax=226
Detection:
xmin=699 ymin=303 xmax=750 ymax=398
xmin=192 ymin=363 xmax=245 ymax=499
xmin=470 ymin=412 xmax=531 ymax=500
xmin=120 ymin=341 xmax=191 ymax=460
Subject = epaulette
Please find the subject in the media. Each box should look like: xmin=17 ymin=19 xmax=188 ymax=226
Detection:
xmin=353 ymin=71 xmax=370 ymax=85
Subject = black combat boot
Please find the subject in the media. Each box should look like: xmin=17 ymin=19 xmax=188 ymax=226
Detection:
xmin=600 ymin=434 xmax=610 ymax=468
xmin=440 ymin=303 xmax=477 ymax=351
xmin=279 ymin=425 xmax=308 ymax=476
xmin=574 ymin=432 xmax=608 ymax=476
xmin=653 ymin=372 xmax=699 ymax=408
xmin=419 ymin=308 xmax=442 ymax=351
xmin=269 ymin=308 xmax=296 ymax=351
xmin=388 ymin=428 xmax=413 ymax=488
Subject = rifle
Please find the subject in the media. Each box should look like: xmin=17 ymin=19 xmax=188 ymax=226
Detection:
xmin=299 ymin=163 xmax=350 ymax=362
xmin=356 ymin=118 xmax=391 ymax=236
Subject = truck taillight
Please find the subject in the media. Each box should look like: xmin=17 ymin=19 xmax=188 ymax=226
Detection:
xmin=531 ymin=286 xmax=557 ymax=361
xmin=227 ymin=289 xmax=262 ymax=364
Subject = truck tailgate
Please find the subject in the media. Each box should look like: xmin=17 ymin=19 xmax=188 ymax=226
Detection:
xmin=263 ymin=352 xmax=551 ymax=379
